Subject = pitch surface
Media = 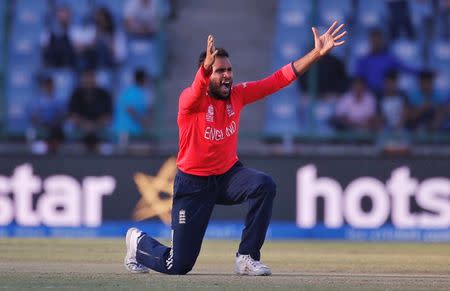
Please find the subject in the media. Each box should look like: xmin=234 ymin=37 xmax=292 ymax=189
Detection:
xmin=0 ymin=239 xmax=449 ymax=290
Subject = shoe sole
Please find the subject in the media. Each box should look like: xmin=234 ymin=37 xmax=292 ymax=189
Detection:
xmin=235 ymin=271 xmax=272 ymax=276
xmin=235 ymin=267 xmax=272 ymax=276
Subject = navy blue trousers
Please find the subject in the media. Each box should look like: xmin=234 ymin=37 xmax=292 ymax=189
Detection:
xmin=135 ymin=161 xmax=276 ymax=275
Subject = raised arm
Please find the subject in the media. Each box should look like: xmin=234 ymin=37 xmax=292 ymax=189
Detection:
xmin=179 ymin=35 xmax=218 ymax=114
xmin=239 ymin=21 xmax=347 ymax=105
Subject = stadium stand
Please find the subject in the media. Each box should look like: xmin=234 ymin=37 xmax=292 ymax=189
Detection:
xmin=267 ymin=0 xmax=450 ymax=148
xmin=2 ymin=0 xmax=169 ymax=143
xmin=0 ymin=0 xmax=449 ymax=153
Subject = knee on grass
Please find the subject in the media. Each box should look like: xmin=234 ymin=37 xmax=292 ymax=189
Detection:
xmin=170 ymin=263 xmax=193 ymax=275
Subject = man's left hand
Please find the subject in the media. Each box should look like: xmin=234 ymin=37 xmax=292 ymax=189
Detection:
xmin=312 ymin=21 xmax=347 ymax=56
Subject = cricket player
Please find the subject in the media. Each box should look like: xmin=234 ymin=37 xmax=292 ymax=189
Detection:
xmin=124 ymin=21 xmax=347 ymax=276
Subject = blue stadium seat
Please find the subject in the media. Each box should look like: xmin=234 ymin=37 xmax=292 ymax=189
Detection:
xmin=318 ymin=0 xmax=350 ymax=27
xmin=14 ymin=0 xmax=47 ymax=15
xmin=429 ymin=40 xmax=450 ymax=70
xmin=126 ymin=38 xmax=162 ymax=77
xmin=392 ymin=39 xmax=423 ymax=68
xmin=7 ymin=66 xmax=35 ymax=94
xmin=96 ymin=69 xmax=114 ymax=92
xmin=435 ymin=70 xmax=450 ymax=93
xmin=44 ymin=69 xmax=76 ymax=103
xmin=13 ymin=4 xmax=45 ymax=27
xmin=273 ymin=38 xmax=305 ymax=70
xmin=278 ymin=0 xmax=311 ymax=15
xmin=347 ymin=37 xmax=369 ymax=75
xmin=429 ymin=41 xmax=450 ymax=93
xmin=398 ymin=73 xmax=418 ymax=94
xmin=277 ymin=1 xmax=311 ymax=29
xmin=0 ymin=0 xmax=5 ymax=13
xmin=8 ymin=26 xmax=42 ymax=68
xmin=356 ymin=0 xmax=386 ymax=31
xmin=6 ymin=66 xmax=36 ymax=132
xmin=409 ymin=0 xmax=433 ymax=39
xmin=264 ymin=84 xmax=303 ymax=136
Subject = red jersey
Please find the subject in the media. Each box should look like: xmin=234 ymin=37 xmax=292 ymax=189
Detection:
xmin=176 ymin=63 xmax=297 ymax=176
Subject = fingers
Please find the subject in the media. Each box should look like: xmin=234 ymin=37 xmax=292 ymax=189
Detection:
xmin=312 ymin=27 xmax=319 ymax=40
xmin=325 ymin=20 xmax=338 ymax=35
xmin=207 ymin=34 xmax=215 ymax=53
xmin=334 ymin=31 xmax=347 ymax=41
xmin=331 ymin=23 xmax=345 ymax=37
xmin=208 ymin=35 xmax=214 ymax=47
xmin=335 ymin=40 xmax=346 ymax=46
xmin=211 ymin=49 xmax=218 ymax=57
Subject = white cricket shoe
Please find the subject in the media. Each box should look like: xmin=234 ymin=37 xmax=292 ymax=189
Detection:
xmin=124 ymin=227 xmax=149 ymax=273
xmin=235 ymin=253 xmax=272 ymax=276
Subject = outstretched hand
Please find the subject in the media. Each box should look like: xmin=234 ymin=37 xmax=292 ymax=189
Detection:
xmin=312 ymin=21 xmax=347 ymax=56
xmin=203 ymin=35 xmax=218 ymax=71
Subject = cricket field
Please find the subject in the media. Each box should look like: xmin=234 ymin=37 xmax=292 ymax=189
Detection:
xmin=0 ymin=239 xmax=449 ymax=290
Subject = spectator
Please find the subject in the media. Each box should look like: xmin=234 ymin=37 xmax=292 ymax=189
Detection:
xmin=355 ymin=28 xmax=415 ymax=96
xmin=67 ymin=70 xmax=113 ymax=151
xmin=405 ymin=70 xmax=447 ymax=131
xmin=29 ymin=77 xmax=66 ymax=152
xmin=297 ymin=54 xmax=348 ymax=136
xmin=332 ymin=77 xmax=377 ymax=131
xmin=41 ymin=5 xmax=76 ymax=68
xmin=70 ymin=15 xmax=97 ymax=71
xmin=69 ymin=6 xmax=126 ymax=70
xmin=114 ymin=69 xmax=153 ymax=138
xmin=377 ymin=71 xmax=411 ymax=152
xmin=380 ymin=71 xmax=407 ymax=130
xmin=386 ymin=0 xmax=415 ymax=40
xmin=298 ymin=53 xmax=349 ymax=96
xmin=92 ymin=6 xmax=126 ymax=68
xmin=124 ymin=0 xmax=163 ymax=37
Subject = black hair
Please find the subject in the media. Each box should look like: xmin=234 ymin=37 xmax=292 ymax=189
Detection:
xmin=197 ymin=47 xmax=229 ymax=68
xmin=419 ymin=70 xmax=435 ymax=81
xmin=41 ymin=76 xmax=54 ymax=88
xmin=134 ymin=69 xmax=147 ymax=84
xmin=385 ymin=70 xmax=398 ymax=81
xmin=95 ymin=6 xmax=115 ymax=34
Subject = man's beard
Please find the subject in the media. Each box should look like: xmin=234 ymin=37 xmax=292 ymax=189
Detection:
xmin=208 ymin=81 xmax=231 ymax=100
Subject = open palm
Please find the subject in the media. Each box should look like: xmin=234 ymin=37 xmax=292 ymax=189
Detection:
xmin=313 ymin=21 xmax=347 ymax=56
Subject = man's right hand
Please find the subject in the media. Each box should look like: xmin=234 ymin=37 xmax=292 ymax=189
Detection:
xmin=203 ymin=35 xmax=218 ymax=71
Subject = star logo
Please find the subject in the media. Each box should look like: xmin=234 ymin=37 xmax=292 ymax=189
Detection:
xmin=132 ymin=157 xmax=177 ymax=225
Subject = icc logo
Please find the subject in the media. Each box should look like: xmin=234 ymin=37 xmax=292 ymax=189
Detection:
xmin=132 ymin=157 xmax=177 ymax=225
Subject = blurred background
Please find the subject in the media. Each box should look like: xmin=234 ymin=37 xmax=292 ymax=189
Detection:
xmin=0 ymin=0 xmax=448 ymax=241
xmin=0 ymin=0 xmax=448 ymax=154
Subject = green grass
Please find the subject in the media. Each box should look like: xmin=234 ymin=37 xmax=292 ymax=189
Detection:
xmin=0 ymin=239 xmax=449 ymax=290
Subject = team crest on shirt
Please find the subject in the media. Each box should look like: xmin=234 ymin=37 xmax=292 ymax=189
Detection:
xmin=206 ymin=104 xmax=215 ymax=122
xmin=226 ymin=104 xmax=235 ymax=117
